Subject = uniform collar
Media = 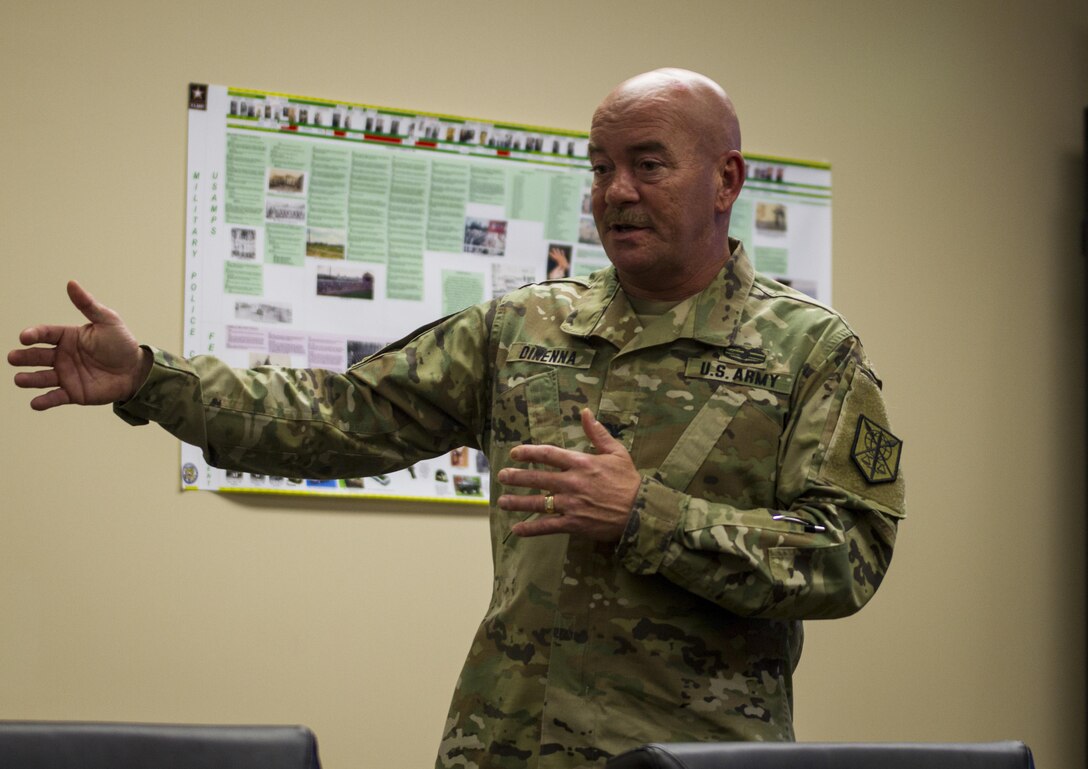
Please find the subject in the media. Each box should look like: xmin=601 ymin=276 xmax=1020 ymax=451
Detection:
xmin=561 ymin=239 xmax=754 ymax=351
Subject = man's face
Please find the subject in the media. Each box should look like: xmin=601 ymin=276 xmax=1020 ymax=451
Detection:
xmin=588 ymin=94 xmax=726 ymax=299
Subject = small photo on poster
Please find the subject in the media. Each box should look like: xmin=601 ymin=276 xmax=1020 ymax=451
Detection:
xmin=547 ymin=243 xmax=572 ymax=280
xmin=449 ymin=447 xmax=469 ymax=467
xmin=491 ymin=263 xmax=536 ymax=298
xmin=235 ymin=300 xmax=293 ymax=324
xmin=463 ymin=217 xmax=508 ymax=256
xmin=316 ymin=266 xmax=375 ymax=300
xmin=230 ymin=227 xmax=258 ymax=260
xmin=306 ymin=227 xmax=346 ymax=259
xmin=453 ymin=474 xmax=483 ymax=497
xmin=347 ymin=339 xmax=387 ymax=367
xmin=578 ymin=216 xmax=601 ymax=246
xmin=265 ymin=198 xmax=307 ymax=224
xmin=755 ymin=202 xmax=788 ymax=233
xmin=268 ymin=168 xmax=306 ymax=195
xmin=750 ymin=164 xmax=786 ymax=183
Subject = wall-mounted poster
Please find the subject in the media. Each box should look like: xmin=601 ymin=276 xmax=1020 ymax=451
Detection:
xmin=181 ymin=83 xmax=832 ymax=502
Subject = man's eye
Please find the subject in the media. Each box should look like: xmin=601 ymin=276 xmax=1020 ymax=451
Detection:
xmin=639 ymin=160 xmax=664 ymax=172
xmin=591 ymin=164 xmax=611 ymax=176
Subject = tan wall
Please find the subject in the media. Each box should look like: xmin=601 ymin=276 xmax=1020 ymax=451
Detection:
xmin=2 ymin=1 xmax=1085 ymax=767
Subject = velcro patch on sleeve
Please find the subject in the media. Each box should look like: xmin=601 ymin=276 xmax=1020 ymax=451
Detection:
xmin=819 ymin=365 xmax=906 ymax=517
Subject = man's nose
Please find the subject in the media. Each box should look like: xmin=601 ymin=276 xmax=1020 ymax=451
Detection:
xmin=604 ymin=168 xmax=639 ymax=206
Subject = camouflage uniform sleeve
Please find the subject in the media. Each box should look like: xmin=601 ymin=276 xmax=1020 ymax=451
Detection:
xmin=114 ymin=302 xmax=495 ymax=479
xmin=616 ymin=331 xmax=905 ymax=620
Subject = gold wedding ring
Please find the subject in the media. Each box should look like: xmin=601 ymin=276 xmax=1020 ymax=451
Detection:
xmin=543 ymin=494 xmax=556 ymax=515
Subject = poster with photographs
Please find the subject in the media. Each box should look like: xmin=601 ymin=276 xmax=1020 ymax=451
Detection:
xmin=182 ymin=83 xmax=831 ymax=502
xmin=729 ymin=157 xmax=833 ymax=301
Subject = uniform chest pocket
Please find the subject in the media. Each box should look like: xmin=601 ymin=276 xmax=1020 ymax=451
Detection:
xmin=492 ymin=368 xmax=565 ymax=449
xmin=682 ymin=385 xmax=785 ymax=505
xmin=652 ymin=385 xmax=783 ymax=493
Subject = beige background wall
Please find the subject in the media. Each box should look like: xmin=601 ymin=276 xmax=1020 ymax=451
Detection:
xmin=2 ymin=1 xmax=1085 ymax=767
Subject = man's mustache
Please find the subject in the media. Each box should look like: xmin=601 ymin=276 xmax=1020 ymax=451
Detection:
xmin=600 ymin=210 xmax=653 ymax=229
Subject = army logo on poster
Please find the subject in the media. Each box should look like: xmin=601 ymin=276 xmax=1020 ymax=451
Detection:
xmin=851 ymin=415 xmax=902 ymax=484
xmin=188 ymin=83 xmax=207 ymax=111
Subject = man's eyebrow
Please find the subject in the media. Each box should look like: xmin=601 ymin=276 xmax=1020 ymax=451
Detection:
xmin=587 ymin=140 xmax=671 ymax=157
xmin=630 ymin=140 xmax=669 ymax=154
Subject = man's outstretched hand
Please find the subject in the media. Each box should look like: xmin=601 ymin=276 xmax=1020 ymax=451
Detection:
xmin=8 ymin=281 xmax=150 ymax=410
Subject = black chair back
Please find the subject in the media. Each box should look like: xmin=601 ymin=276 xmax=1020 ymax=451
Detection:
xmin=605 ymin=741 xmax=1035 ymax=769
xmin=0 ymin=721 xmax=321 ymax=769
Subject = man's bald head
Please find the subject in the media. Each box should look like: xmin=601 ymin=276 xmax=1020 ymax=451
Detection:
xmin=592 ymin=68 xmax=741 ymax=157
xmin=586 ymin=68 xmax=747 ymax=299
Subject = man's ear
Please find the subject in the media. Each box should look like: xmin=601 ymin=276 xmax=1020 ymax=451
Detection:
xmin=715 ymin=150 xmax=746 ymax=213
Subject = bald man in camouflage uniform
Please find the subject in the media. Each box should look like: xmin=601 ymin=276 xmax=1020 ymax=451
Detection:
xmin=11 ymin=69 xmax=905 ymax=768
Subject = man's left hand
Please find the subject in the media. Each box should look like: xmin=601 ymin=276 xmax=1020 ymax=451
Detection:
xmin=497 ymin=408 xmax=642 ymax=542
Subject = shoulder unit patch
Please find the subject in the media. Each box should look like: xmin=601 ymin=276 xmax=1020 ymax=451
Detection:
xmin=851 ymin=415 xmax=902 ymax=484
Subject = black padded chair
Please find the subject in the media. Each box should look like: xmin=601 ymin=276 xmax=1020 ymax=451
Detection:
xmin=0 ymin=721 xmax=321 ymax=769
xmin=605 ymin=741 xmax=1035 ymax=769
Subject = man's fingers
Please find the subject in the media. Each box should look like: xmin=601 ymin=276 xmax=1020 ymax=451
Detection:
xmin=511 ymin=514 xmax=568 ymax=538
xmin=16 ymin=324 xmax=66 ymax=348
xmin=30 ymin=389 xmax=71 ymax=411
xmin=508 ymin=442 xmax=575 ymax=471
xmin=14 ymin=369 xmax=59 ymax=390
xmin=12 ymin=282 xmax=117 ymax=351
xmin=581 ymin=408 xmax=623 ymax=455
xmin=498 ymin=466 xmax=563 ymax=492
xmin=67 ymin=280 xmax=117 ymax=326
xmin=507 ymin=411 xmax=624 ymax=470
xmin=9 ymin=344 xmax=57 ymax=368
xmin=497 ymin=491 xmax=561 ymax=514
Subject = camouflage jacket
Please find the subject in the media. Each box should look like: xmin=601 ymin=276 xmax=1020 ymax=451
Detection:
xmin=116 ymin=243 xmax=905 ymax=768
